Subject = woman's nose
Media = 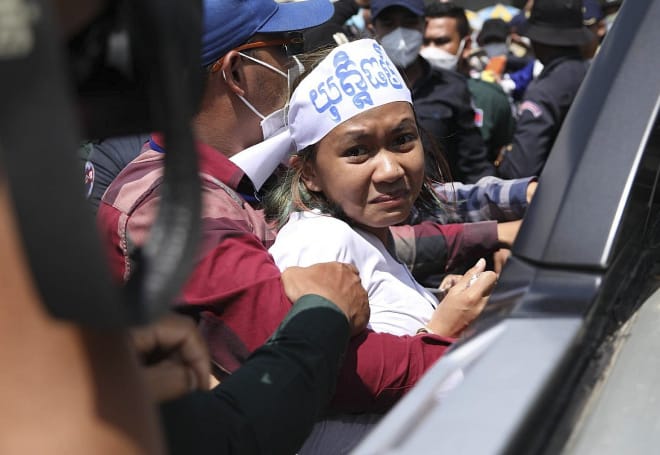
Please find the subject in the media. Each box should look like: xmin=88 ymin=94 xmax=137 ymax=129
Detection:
xmin=373 ymin=152 xmax=405 ymax=183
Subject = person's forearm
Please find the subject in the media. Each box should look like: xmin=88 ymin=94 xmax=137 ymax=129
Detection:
xmin=433 ymin=176 xmax=536 ymax=223
xmin=391 ymin=221 xmax=499 ymax=282
xmin=329 ymin=330 xmax=453 ymax=412
xmin=391 ymin=221 xmax=449 ymax=281
xmin=161 ymin=295 xmax=350 ymax=455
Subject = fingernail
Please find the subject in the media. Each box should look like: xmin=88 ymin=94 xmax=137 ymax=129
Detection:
xmin=476 ymin=258 xmax=486 ymax=268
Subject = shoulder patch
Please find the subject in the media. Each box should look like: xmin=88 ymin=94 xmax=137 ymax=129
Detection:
xmin=474 ymin=107 xmax=484 ymax=127
xmin=518 ymin=101 xmax=543 ymax=119
xmin=84 ymin=160 xmax=95 ymax=198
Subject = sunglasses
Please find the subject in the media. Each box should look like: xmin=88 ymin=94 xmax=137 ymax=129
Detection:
xmin=209 ymin=35 xmax=305 ymax=73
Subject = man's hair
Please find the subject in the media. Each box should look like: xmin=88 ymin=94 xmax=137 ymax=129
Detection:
xmin=424 ymin=1 xmax=471 ymax=39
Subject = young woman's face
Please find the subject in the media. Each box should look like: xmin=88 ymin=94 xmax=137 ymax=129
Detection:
xmin=302 ymin=102 xmax=424 ymax=240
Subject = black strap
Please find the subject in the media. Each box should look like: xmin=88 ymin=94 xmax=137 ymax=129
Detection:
xmin=0 ymin=0 xmax=124 ymax=326
xmin=121 ymin=0 xmax=203 ymax=324
xmin=0 ymin=0 xmax=203 ymax=326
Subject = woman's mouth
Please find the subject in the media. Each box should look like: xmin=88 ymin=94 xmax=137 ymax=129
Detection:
xmin=370 ymin=189 xmax=409 ymax=204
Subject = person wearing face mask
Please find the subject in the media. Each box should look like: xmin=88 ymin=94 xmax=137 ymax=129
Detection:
xmin=422 ymin=2 xmax=515 ymax=164
xmin=369 ymin=0 xmax=496 ymax=184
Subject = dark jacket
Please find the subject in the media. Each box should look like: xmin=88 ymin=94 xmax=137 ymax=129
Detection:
xmin=413 ymin=57 xmax=495 ymax=183
xmin=498 ymin=55 xmax=589 ymax=178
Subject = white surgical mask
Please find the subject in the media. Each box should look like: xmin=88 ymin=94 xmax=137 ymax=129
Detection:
xmin=226 ymin=54 xmax=303 ymax=140
xmin=380 ymin=27 xmax=423 ymax=68
xmin=420 ymin=38 xmax=465 ymax=71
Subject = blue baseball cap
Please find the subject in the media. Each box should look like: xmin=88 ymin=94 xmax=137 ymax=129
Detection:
xmin=202 ymin=0 xmax=334 ymax=67
xmin=371 ymin=0 xmax=425 ymax=21
xmin=582 ymin=0 xmax=604 ymax=26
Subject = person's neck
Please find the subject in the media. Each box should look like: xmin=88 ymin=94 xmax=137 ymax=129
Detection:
xmin=193 ymin=110 xmax=260 ymax=158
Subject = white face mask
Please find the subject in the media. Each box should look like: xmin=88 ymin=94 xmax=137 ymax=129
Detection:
xmin=227 ymin=53 xmax=304 ymax=140
xmin=380 ymin=27 xmax=423 ymax=68
xmin=420 ymin=38 xmax=465 ymax=71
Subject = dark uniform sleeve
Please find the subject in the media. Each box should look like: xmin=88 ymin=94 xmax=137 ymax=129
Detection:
xmin=160 ymin=294 xmax=351 ymax=455
xmin=496 ymin=86 xmax=557 ymax=179
xmin=497 ymin=58 xmax=588 ymax=179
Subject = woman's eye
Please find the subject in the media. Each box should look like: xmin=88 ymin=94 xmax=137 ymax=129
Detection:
xmin=343 ymin=146 xmax=369 ymax=159
xmin=393 ymin=133 xmax=417 ymax=148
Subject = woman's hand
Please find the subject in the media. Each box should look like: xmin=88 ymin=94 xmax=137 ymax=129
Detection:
xmin=435 ymin=273 xmax=462 ymax=300
xmin=426 ymin=258 xmax=497 ymax=338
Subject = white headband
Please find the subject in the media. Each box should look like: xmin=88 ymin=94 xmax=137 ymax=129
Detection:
xmin=288 ymin=39 xmax=412 ymax=152
xmin=229 ymin=39 xmax=412 ymax=190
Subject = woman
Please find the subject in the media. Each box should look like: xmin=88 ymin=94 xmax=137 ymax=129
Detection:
xmin=266 ymin=39 xmax=497 ymax=339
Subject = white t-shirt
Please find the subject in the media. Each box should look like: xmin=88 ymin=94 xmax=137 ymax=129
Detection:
xmin=269 ymin=210 xmax=438 ymax=336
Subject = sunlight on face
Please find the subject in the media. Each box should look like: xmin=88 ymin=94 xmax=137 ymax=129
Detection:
xmin=423 ymin=17 xmax=462 ymax=55
xmin=302 ymin=102 xmax=424 ymax=242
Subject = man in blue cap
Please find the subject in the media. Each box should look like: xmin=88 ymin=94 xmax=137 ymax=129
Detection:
xmin=497 ymin=0 xmax=593 ymax=178
xmin=98 ymin=0 xmax=507 ymax=451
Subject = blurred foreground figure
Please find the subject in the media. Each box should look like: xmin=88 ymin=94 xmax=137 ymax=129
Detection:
xmin=0 ymin=1 xmax=163 ymax=452
xmin=0 ymin=180 xmax=163 ymax=453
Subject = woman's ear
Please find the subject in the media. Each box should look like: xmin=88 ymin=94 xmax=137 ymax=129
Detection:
xmin=297 ymin=157 xmax=322 ymax=192
xmin=218 ymin=51 xmax=245 ymax=97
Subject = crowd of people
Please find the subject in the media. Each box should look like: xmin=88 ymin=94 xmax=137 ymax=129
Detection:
xmin=1 ymin=0 xmax=624 ymax=453
xmin=92 ymin=0 xmax=622 ymax=453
